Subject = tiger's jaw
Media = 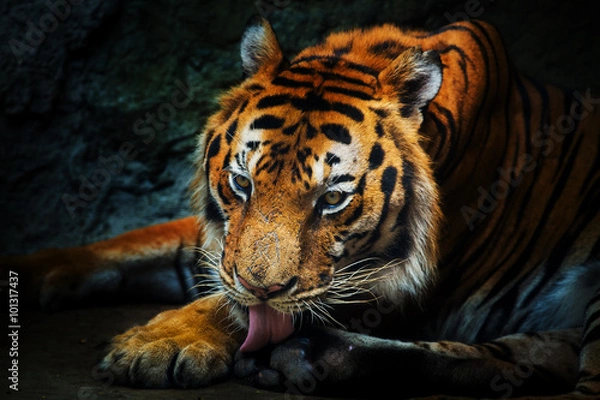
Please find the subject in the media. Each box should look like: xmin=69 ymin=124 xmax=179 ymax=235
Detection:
xmin=218 ymin=256 xmax=333 ymax=352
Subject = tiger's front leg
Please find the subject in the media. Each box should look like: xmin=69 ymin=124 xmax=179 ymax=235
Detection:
xmin=101 ymin=294 xmax=245 ymax=388
xmin=236 ymin=327 xmax=580 ymax=398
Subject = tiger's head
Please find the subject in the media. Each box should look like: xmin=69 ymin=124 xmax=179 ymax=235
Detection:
xmin=192 ymin=17 xmax=442 ymax=351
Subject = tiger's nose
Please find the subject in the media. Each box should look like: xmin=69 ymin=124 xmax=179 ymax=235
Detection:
xmin=238 ymin=275 xmax=297 ymax=300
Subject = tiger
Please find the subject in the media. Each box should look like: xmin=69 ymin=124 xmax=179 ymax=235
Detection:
xmin=4 ymin=15 xmax=600 ymax=399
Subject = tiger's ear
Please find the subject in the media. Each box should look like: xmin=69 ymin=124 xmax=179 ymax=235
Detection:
xmin=378 ymin=47 xmax=442 ymax=117
xmin=240 ymin=15 xmax=286 ymax=78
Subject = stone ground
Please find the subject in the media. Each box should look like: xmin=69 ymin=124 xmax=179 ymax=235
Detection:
xmin=2 ymin=303 xmax=334 ymax=400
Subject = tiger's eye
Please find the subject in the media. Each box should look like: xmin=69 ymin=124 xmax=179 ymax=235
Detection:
xmin=323 ymin=190 xmax=343 ymax=206
xmin=234 ymin=175 xmax=251 ymax=189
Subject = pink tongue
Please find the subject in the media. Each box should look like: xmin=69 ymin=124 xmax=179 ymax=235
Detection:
xmin=240 ymin=303 xmax=295 ymax=352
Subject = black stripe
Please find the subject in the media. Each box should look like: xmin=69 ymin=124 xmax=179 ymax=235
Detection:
xmin=344 ymin=60 xmax=379 ymax=76
xmin=331 ymin=174 xmax=355 ymax=184
xmin=282 ymin=122 xmax=299 ymax=136
xmin=370 ymin=108 xmax=389 ymax=119
xmin=217 ymin=182 xmax=230 ymax=205
xmin=343 ymin=230 xmax=370 ymax=244
xmin=375 ymin=121 xmax=385 ymax=137
xmin=555 ymin=88 xmax=581 ymax=175
xmin=272 ymin=76 xmax=313 ymax=89
xmin=325 ymin=152 xmax=340 ymax=166
xmin=325 ymin=86 xmax=373 ymax=100
xmin=287 ymin=92 xmax=365 ymax=122
xmin=427 ymin=101 xmax=461 ymax=177
xmin=369 ymin=143 xmax=385 ymax=170
xmin=221 ymin=150 xmax=231 ymax=170
xmin=579 ymin=152 xmax=600 ymax=198
xmin=226 ymin=119 xmax=238 ymax=144
xmin=238 ymin=99 xmax=249 ymax=114
xmin=426 ymin=110 xmax=448 ymax=165
xmin=246 ymin=140 xmax=260 ymax=150
xmin=247 ymin=83 xmax=264 ymax=91
xmin=355 ymin=174 xmax=367 ymax=196
xmin=296 ymin=147 xmax=312 ymax=164
xmin=321 ymin=57 xmax=339 ymax=69
xmin=470 ymin=20 xmax=503 ymax=153
xmin=257 ymin=94 xmax=291 ymax=109
xmin=583 ymin=309 xmax=600 ymax=334
xmin=387 ymin=160 xmax=415 ymax=266
xmin=515 ymin=74 xmax=533 ymax=141
xmin=369 ymin=40 xmax=402 ymax=59
xmin=390 ymin=159 xmax=416 ymax=232
xmin=220 ymin=98 xmax=243 ymax=123
xmin=437 ymin=45 xmax=472 ymax=93
xmin=582 ymin=325 xmax=600 ymax=346
xmin=206 ymin=133 xmax=221 ymax=160
xmin=371 ymin=168 xmax=397 ymax=246
xmin=514 ymin=77 xmax=545 ymax=224
xmin=320 ymin=71 xmax=372 ymax=88
xmin=321 ymin=123 xmax=352 ymax=144
xmin=518 ymin=136 xmax=585 ymax=305
xmin=269 ymin=141 xmax=290 ymax=156
xmin=586 ymin=291 xmax=600 ymax=310
xmin=331 ymin=102 xmax=364 ymax=122
xmin=432 ymin=23 xmax=491 ymax=184
xmin=205 ymin=194 xmax=225 ymax=222
xmin=333 ymin=45 xmax=352 ymax=57
xmin=254 ymin=156 xmax=270 ymax=175
xmin=529 ymin=77 xmax=550 ymax=158
xmin=292 ymin=55 xmax=378 ymax=76
xmin=251 ymin=115 xmax=285 ymax=130
xmin=381 ymin=166 xmax=398 ymax=195
xmin=342 ymin=202 xmax=363 ymax=226
xmin=306 ymin=121 xmax=318 ymax=139
xmin=288 ymin=66 xmax=314 ymax=75
xmin=434 ymin=104 xmax=458 ymax=139
xmin=400 ymin=105 xmax=413 ymax=118
xmin=399 ymin=76 xmax=429 ymax=105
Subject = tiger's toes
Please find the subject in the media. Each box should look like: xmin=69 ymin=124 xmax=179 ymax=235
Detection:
xmin=100 ymin=334 xmax=233 ymax=388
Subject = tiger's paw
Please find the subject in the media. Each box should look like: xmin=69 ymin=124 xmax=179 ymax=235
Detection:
xmin=234 ymin=327 xmax=358 ymax=396
xmin=100 ymin=296 xmax=243 ymax=388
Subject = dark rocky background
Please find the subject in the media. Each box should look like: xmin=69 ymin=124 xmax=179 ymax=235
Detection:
xmin=2 ymin=0 xmax=598 ymax=255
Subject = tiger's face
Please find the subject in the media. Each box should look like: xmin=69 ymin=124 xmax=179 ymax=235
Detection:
xmin=193 ymin=17 xmax=443 ymax=350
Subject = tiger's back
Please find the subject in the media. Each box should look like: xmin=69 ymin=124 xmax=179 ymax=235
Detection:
xmin=285 ymin=20 xmax=600 ymax=342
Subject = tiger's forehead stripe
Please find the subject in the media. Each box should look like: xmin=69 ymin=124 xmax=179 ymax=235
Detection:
xmin=251 ymin=91 xmax=366 ymax=123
